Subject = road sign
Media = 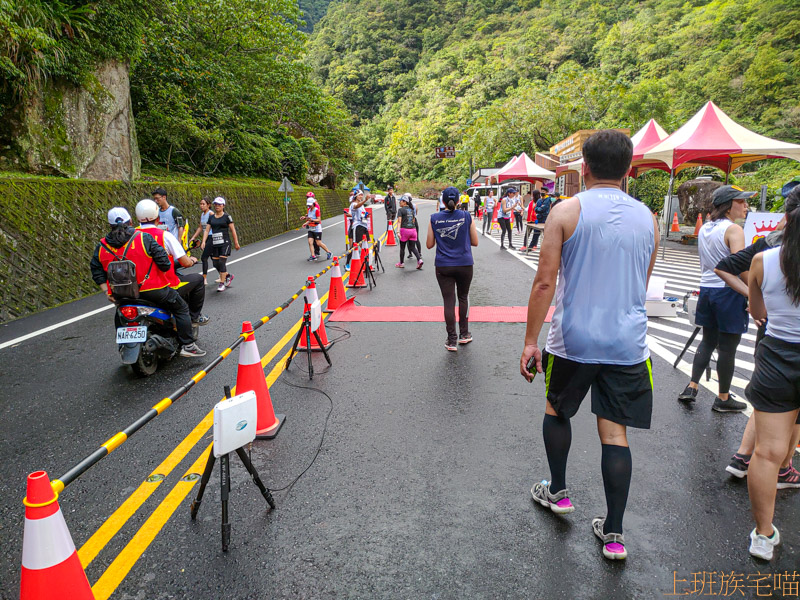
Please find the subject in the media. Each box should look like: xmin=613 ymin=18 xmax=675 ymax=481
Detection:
xmin=278 ymin=177 xmax=294 ymax=193
xmin=466 ymin=179 xmax=473 ymax=187
xmin=435 ymin=146 xmax=456 ymax=159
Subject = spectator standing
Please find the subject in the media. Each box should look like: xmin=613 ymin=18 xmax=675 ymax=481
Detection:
xmin=482 ymin=190 xmax=496 ymax=235
xmin=677 ymin=185 xmax=751 ymax=412
xmin=744 ymin=196 xmax=800 ymax=560
xmin=459 ymin=191 xmax=470 ymax=211
xmin=427 ymin=186 xmax=478 ymax=351
xmin=522 ymin=190 xmax=541 ymax=249
xmin=473 ymin=189 xmax=481 ymax=218
xmin=347 ymin=189 xmax=369 ymax=269
xmin=497 ymin=187 xmax=518 ymax=250
xmin=529 ymin=190 xmax=552 ymax=250
xmin=520 ymin=130 xmax=659 ymax=561
xmin=385 ymin=187 xmax=397 ymax=225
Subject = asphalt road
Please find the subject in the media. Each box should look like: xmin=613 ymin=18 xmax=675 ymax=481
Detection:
xmin=1 ymin=202 xmax=798 ymax=599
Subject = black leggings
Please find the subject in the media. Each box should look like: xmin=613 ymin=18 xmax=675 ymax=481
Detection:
xmin=435 ymin=265 xmax=473 ymax=341
xmin=200 ymin=243 xmax=212 ymax=275
xmin=499 ymin=218 xmax=513 ymax=247
xmin=690 ymin=326 xmax=742 ymax=395
xmin=482 ymin=212 xmax=492 ymax=234
xmin=514 ymin=212 xmax=523 ymax=232
xmin=400 ymin=240 xmax=420 ymax=262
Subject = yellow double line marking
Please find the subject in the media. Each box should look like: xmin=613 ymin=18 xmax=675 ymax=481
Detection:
xmin=80 ymin=237 xmax=383 ymax=599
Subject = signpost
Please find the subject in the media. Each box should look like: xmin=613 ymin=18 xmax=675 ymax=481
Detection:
xmin=278 ymin=176 xmax=294 ymax=229
xmin=435 ymin=146 xmax=456 ymax=159
xmin=466 ymin=179 xmax=473 ymax=187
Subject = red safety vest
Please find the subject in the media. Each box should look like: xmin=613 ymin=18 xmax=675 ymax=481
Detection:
xmin=136 ymin=226 xmax=181 ymax=288
xmin=97 ymin=232 xmax=173 ymax=293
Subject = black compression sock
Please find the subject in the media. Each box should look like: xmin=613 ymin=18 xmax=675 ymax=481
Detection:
xmin=543 ymin=413 xmax=571 ymax=493
xmin=601 ymin=444 xmax=632 ymax=535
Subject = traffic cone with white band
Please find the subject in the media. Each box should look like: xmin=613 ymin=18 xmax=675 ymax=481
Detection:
xmin=236 ymin=321 xmax=284 ymax=439
xmin=671 ymin=212 xmax=680 ymax=232
xmin=20 ymin=470 xmax=94 ymax=600
xmin=385 ymin=219 xmax=397 ymax=246
xmin=298 ymin=277 xmax=332 ymax=351
xmin=348 ymin=242 xmax=367 ymax=288
xmin=325 ymin=257 xmax=347 ymax=312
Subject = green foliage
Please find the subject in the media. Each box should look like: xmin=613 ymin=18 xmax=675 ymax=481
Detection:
xmin=308 ymin=0 xmax=800 ymax=188
xmin=0 ymin=175 xmax=351 ymax=321
xmin=131 ymin=0 xmax=355 ymax=183
xmin=298 ymin=0 xmax=333 ymax=31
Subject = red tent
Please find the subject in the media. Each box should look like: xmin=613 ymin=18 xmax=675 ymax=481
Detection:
xmin=629 ymin=119 xmax=671 ymax=177
xmin=491 ymin=152 xmax=556 ymax=183
xmin=642 ymin=101 xmax=800 ymax=173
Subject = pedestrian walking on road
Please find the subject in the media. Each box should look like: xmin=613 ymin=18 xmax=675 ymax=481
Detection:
xmin=482 ymin=190 xmax=496 ymax=235
xmin=714 ymin=187 xmax=800 ymax=487
xmin=302 ymin=192 xmax=332 ymax=262
xmin=188 ymin=197 xmax=213 ymax=284
xmin=347 ymin=189 xmax=369 ymax=269
xmin=520 ymin=130 xmax=659 ymax=561
xmin=202 ymin=197 xmax=240 ymax=292
xmin=152 ymin=187 xmax=185 ymax=243
xmin=497 ymin=188 xmax=517 ymax=249
xmin=427 ymin=186 xmax=478 ymax=351
xmin=396 ymin=194 xmax=423 ymax=269
xmin=744 ymin=195 xmax=800 ymax=561
xmin=677 ymin=185 xmax=751 ymax=412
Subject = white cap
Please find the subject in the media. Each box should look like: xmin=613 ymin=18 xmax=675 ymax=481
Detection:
xmin=306 ymin=198 xmax=315 ymax=205
xmin=107 ymin=207 xmax=131 ymax=224
xmin=213 ymin=196 xmax=226 ymax=205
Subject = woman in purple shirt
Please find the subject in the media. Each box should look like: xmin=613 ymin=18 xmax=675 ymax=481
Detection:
xmin=427 ymin=186 xmax=479 ymax=351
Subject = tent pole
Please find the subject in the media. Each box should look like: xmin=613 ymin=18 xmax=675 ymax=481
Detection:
xmin=724 ymin=156 xmax=732 ymax=184
xmin=662 ymin=169 xmax=675 ymax=261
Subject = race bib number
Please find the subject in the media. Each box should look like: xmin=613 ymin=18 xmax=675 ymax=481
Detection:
xmin=212 ymin=232 xmax=224 ymax=245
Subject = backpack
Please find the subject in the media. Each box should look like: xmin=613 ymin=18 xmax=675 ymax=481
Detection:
xmin=101 ymin=231 xmax=152 ymax=299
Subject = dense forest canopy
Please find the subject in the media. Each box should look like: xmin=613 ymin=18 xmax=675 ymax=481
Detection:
xmin=0 ymin=0 xmax=354 ymax=184
xmin=307 ymin=0 xmax=800 ymax=192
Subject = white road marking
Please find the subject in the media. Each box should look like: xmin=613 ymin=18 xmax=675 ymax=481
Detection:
xmin=0 ymin=215 xmax=364 ymax=351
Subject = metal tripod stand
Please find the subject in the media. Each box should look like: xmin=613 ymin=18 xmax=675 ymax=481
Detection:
xmin=285 ymin=309 xmax=332 ymax=380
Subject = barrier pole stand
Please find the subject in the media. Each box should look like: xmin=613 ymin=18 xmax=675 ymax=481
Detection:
xmin=285 ymin=310 xmax=332 ymax=380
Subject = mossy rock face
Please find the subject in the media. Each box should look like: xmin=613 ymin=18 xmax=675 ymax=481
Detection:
xmin=678 ymin=179 xmax=724 ymax=224
xmin=4 ymin=60 xmax=140 ymax=181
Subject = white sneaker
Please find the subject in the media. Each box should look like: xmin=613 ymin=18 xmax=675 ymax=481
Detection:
xmin=749 ymin=526 xmax=780 ymax=560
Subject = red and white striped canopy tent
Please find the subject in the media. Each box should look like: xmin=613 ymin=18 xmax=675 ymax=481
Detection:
xmin=642 ymin=101 xmax=800 ymax=173
xmin=554 ymin=119 xmax=672 ymax=179
xmin=490 ymin=152 xmax=556 ymax=183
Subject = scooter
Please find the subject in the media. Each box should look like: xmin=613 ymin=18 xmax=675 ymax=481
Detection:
xmin=115 ymin=299 xmax=197 ymax=376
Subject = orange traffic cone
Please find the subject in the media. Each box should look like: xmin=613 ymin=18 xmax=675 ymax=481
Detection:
xmin=385 ymin=220 xmax=397 ymax=246
xmin=671 ymin=212 xmax=680 ymax=233
xmin=348 ymin=240 xmax=367 ymax=289
xmin=491 ymin=204 xmax=500 ymax=231
xmin=20 ymin=471 xmax=94 ymax=600
xmin=298 ymin=277 xmax=332 ymax=351
xmin=694 ymin=214 xmax=703 ymax=236
xmin=325 ymin=257 xmax=347 ymax=312
xmin=236 ymin=321 xmax=284 ymax=439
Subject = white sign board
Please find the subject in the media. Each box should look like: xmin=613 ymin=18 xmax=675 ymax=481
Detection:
xmin=744 ymin=212 xmax=783 ymax=247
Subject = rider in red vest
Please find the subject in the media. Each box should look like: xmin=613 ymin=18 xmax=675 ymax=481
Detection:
xmin=90 ymin=207 xmax=206 ymax=358
xmin=136 ymin=199 xmax=210 ymax=327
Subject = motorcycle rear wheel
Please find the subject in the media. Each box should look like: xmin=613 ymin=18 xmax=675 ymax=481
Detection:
xmin=131 ymin=349 xmax=158 ymax=376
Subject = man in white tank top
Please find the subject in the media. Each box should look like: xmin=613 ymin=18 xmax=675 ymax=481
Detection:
xmin=520 ymin=130 xmax=659 ymax=561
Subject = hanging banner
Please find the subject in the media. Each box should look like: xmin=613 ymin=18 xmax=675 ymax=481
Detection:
xmin=744 ymin=212 xmax=783 ymax=246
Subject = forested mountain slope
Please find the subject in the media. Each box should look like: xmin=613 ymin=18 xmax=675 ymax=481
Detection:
xmin=307 ymin=0 xmax=800 ymax=186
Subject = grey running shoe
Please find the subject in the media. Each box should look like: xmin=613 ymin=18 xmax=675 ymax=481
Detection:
xmin=192 ymin=314 xmax=211 ymax=326
xmin=458 ymin=333 xmax=473 ymax=344
xmin=531 ymin=480 xmax=574 ymax=514
xmin=712 ymin=397 xmax=747 ymax=413
xmin=180 ymin=342 xmax=207 ymax=358
xmin=749 ymin=526 xmax=780 ymax=560
xmin=445 ymin=339 xmax=458 ymax=352
xmin=592 ymin=517 xmax=627 ymax=560
xmin=777 ymin=465 xmax=800 ymax=489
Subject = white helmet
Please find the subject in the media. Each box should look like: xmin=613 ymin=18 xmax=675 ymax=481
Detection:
xmin=136 ymin=198 xmax=159 ymax=222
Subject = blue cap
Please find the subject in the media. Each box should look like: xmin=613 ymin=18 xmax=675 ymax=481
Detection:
xmin=507 ymin=187 xmax=518 ymax=194
xmin=442 ymin=186 xmax=460 ymax=205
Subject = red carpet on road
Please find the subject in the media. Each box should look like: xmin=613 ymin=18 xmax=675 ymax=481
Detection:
xmin=330 ymin=302 xmax=555 ymax=323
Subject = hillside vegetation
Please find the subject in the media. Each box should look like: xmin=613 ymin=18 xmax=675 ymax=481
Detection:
xmin=307 ymin=0 xmax=800 ymax=190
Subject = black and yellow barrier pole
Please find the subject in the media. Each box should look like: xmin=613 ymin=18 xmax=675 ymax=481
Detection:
xmin=49 ymin=243 xmax=378 ymax=496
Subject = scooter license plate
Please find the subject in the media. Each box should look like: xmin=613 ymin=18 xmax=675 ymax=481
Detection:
xmin=116 ymin=326 xmax=147 ymax=344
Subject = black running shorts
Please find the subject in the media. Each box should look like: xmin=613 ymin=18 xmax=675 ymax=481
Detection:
xmin=542 ymin=350 xmax=654 ymax=429
xmin=308 ymin=230 xmax=322 ymax=240
xmin=746 ymin=335 xmax=800 ymax=421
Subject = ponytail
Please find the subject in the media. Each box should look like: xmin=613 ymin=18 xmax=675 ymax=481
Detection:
xmin=780 ymin=187 xmax=800 ymax=306
xmin=447 ymin=198 xmax=456 ymax=210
